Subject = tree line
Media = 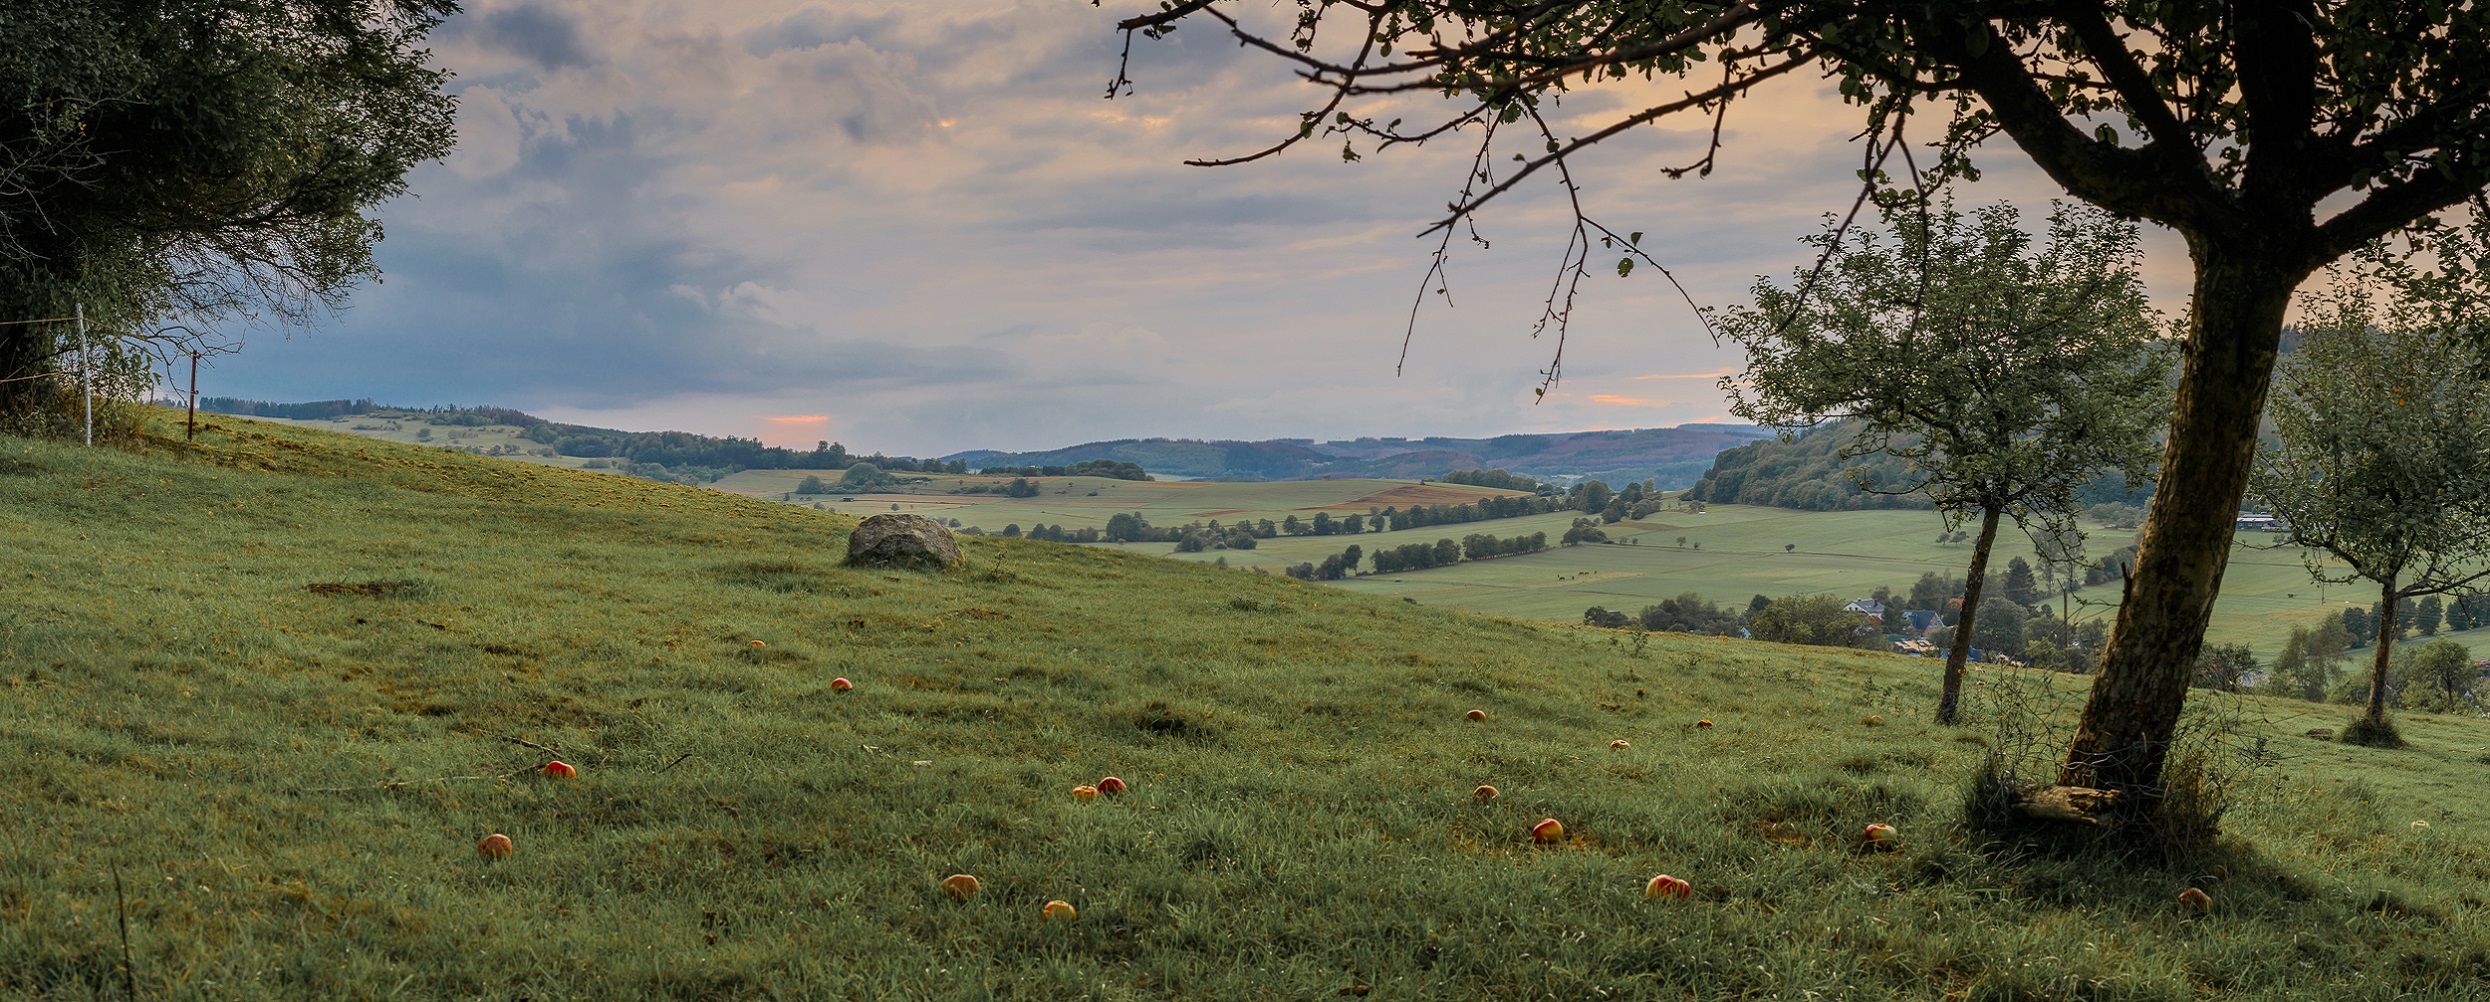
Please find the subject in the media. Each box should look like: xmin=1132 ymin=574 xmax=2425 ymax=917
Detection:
xmin=1285 ymin=530 xmax=1550 ymax=580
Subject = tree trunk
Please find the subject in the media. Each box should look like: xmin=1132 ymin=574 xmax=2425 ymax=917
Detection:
xmin=2366 ymin=576 xmax=2399 ymax=727
xmin=2058 ymin=241 xmax=2311 ymax=794
xmin=1936 ymin=503 xmax=2002 ymax=725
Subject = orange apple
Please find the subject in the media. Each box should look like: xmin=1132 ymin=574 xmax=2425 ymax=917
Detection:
xmin=749 ymin=640 xmax=767 ymax=649
xmin=1862 ymin=823 xmax=1896 ymax=845
xmin=1696 ymin=719 xmax=1714 ymax=729
xmin=1042 ymin=899 xmax=1078 ymax=921
xmin=477 ymin=833 xmax=513 ymax=859
xmin=2177 ymin=887 xmax=2212 ymax=913
xmin=1072 ymin=785 xmax=1100 ymax=801
xmin=1473 ymin=784 xmax=1499 ymax=801
xmin=830 ymin=677 xmax=853 ymax=692
xmin=543 ymin=760 xmax=577 ymax=779
xmin=1609 ymin=739 xmax=1631 ymax=749
xmin=1644 ymin=874 xmax=1692 ymax=899
xmin=1531 ymin=818 xmax=1564 ymax=843
xmin=1097 ymin=776 xmax=1128 ymax=796
xmin=942 ymin=874 xmax=981 ymax=899
xmin=1466 ymin=709 xmax=1487 ymax=722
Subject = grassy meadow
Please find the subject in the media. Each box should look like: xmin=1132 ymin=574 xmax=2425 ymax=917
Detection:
xmin=10 ymin=411 xmax=2490 ymax=999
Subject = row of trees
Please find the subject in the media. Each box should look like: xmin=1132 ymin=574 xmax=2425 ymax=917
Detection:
xmin=1283 ymin=530 xmax=1552 ymax=580
xmin=978 ymin=459 xmax=1152 ymax=481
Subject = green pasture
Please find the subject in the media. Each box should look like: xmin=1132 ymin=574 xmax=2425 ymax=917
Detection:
xmin=9 ymin=411 xmax=2490 ymax=999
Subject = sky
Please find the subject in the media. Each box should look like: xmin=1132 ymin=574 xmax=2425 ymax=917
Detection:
xmin=203 ymin=0 xmax=2192 ymax=458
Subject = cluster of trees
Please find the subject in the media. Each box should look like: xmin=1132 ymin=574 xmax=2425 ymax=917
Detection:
xmin=978 ymin=459 xmax=1151 ymax=481
xmin=1439 ymin=468 xmax=1548 ymax=492
xmin=1682 ymin=426 xmax=1930 ymax=511
xmin=1278 ymin=529 xmax=1550 ymax=579
xmin=2195 ymin=627 xmax=2488 ymax=718
xmin=953 ymin=477 xmax=1043 ymax=497
xmin=1284 ymin=545 xmax=1366 ymax=581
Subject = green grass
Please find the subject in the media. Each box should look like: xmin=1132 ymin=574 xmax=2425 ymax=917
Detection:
xmin=6 ymin=410 xmax=2490 ymax=1000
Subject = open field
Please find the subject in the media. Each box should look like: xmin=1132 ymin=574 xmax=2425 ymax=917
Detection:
xmin=6 ymin=410 xmax=2490 ymax=999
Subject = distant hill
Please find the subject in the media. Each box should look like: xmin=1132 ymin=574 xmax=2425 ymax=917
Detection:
xmin=946 ymin=424 xmax=1776 ymax=487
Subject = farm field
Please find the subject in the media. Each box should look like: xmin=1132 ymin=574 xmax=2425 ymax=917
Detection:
xmin=9 ymin=410 xmax=2490 ymax=999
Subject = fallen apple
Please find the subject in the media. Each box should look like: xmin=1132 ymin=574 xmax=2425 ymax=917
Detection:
xmin=749 ymin=640 xmax=767 ymax=649
xmin=1862 ymin=823 xmax=1896 ymax=845
xmin=942 ymin=874 xmax=981 ymax=899
xmin=1466 ymin=709 xmax=1487 ymax=722
xmin=1072 ymin=785 xmax=1100 ymax=801
xmin=2177 ymin=887 xmax=2212 ymax=913
xmin=1609 ymin=739 xmax=1630 ymax=749
xmin=1696 ymin=719 xmax=1714 ymax=729
xmin=1043 ymin=899 xmax=1078 ymax=921
xmin=543 ymin=760 xmax=577 ymax=780
xmin=477 ymin=833 xmax=513 ymax=859
xmin=830 ymin=677 xmax=854 ymax=692
xmin=1097 ymin=776 xmax=1128 ymax=796
xmin=1644 ymin=874 xmax=1692 ymax=899
xmin=1473 ymin=784 xmax=1499 ymax=801
xmin=1531 ymin=818 xmax=1564 ymax=844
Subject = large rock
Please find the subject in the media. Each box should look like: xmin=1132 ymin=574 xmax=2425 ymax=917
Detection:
xmin=846 ymin=513 xmax=963 ymax=570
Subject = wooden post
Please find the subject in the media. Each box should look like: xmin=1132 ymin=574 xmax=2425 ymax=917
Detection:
xmin=77 ymin=302 xmax=90 ymax=446
xmin=186 ymin=350 xmax=200 ymax=441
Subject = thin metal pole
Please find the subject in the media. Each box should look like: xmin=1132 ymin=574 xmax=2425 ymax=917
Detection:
xmin=78 ymin=302 xmax=91 ymax=445
xmin=187 ymin=351 xmax=200 ymax=441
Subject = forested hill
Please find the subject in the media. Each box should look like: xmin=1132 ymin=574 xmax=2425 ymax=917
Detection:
xmin=946 ymin=424 xmax=1775 ymax=486
xmin=1683 ymin=424 xmax=1933 ymax=511
xmin=1685 ymin=422 xmax=2158 ymax=512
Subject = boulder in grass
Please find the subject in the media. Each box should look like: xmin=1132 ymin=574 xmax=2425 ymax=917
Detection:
xmin=846 ymin=513 xmax=962 ymax=570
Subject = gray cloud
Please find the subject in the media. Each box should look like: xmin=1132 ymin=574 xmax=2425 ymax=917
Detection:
xmin=213 ymin=0 xmax=2143 ymax=456
xmin=447 ymin=3 xmax=599 ymax=71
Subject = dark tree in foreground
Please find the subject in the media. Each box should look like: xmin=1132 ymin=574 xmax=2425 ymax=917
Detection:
xmin=0 ymin=0 xmax=458 ymax=424
xmin=2248 ymin=284 xmax=2490 ymax=747
xmin=1109 ymin=1 xmax=2490 ymax=807
xmin=1719 ymin=202 xmax=2167 ymax=725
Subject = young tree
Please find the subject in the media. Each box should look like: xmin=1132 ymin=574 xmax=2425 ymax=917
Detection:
xmin=2250 ymin=287 xmax=2490 ymax=746
xmin=1719 ymin=202 xmax=2170 ymax=725
xmin=1109 ymin=0 xmax=2490 ymax=805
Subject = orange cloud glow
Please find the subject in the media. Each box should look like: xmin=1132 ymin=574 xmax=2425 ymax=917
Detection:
xmin=1588 ymin=394 xmax=1673 ymax=407
xmin=1629 ymin=370 xmax=1736 ymax=381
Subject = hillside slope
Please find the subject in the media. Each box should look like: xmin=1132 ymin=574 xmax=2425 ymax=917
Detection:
xmin=3 ymin=411 xmax=2488 ymax=1000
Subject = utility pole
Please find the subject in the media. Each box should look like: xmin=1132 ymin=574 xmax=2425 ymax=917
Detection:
xmin=77 ymin=302 xmax=91 ymax=446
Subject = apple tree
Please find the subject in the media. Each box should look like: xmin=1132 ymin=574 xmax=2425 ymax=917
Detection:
xmin=2247 ymin=281 xmax=2490 ymax=747
xmin=1715 ymin=201 xmax=2168 ymax=725
xmin=1108 ymin=0 xmax=2490 ymax=804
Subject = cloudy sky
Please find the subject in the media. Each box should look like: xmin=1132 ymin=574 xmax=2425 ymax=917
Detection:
xmin=208 ymin=0 xmax=2189 ymax=457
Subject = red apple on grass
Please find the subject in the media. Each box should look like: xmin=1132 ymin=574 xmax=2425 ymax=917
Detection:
xmin=1071 ymin=785 xmax=1100 ymax=801
xmin=1862 ymin=823 xmax=1896 ymax=846
xmin=477 ymin=833 xmax=513 ymax=859
xmin=2177 ymin=887 xmax=2212 ymax=913
xmin=1609 ymin=739 xmax=1631 ymax=749
xmin=830 ymin=677 xmax=853 ymax=692
xmin=543 ymin=760 xmax=576 ymax=779
xmin=1473 ymin=785 xmax=1499 ymax=802
xmin=1531 ymin=818 xmax=1564 ymax=844
xmin=1042 ymin=899 xmax=1078 ymax=921
xmin=1466 ymin=709 xmax=1487 ymax=722
xmin=942 ymin=874 xmax=981 ymax=899
xmin=1644 ymin=875 xmax=1692 ymax=899
xmin=1097 ymin=776 xmax=1127 ymax=796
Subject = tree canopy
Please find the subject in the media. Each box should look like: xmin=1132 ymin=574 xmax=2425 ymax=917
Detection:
xmin=0 ymin=0 xmax=459 ymax=426
xmin=1112 ymin=0 xmax=2490 ymax=808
